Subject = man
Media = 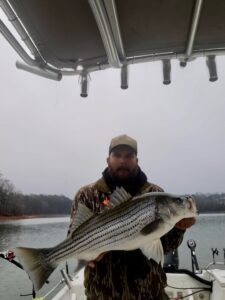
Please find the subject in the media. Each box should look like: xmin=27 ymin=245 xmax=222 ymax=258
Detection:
xmin=68 ymin=134 xmax=195 ymax=300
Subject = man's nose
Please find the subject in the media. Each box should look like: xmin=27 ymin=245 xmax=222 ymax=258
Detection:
xmin=119 ymin=156 xmax=127 ymax=163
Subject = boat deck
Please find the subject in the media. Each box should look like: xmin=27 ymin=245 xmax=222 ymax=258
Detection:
xmin=50 ymin=267 xmax=225 ymax=300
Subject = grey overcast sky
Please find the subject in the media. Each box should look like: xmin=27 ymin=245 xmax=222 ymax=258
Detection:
xmin=1 ymin=17 xmax=225 ymax=198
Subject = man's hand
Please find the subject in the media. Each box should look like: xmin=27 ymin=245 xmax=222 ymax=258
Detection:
xmin=175 ymin=217 xmax=196 ymax=230
xmin=88 ymin=252 xmax=107 ymax=268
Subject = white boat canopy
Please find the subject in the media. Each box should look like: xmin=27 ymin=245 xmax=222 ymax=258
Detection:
xmin=0 ymin=0 xmax=225 ymax=96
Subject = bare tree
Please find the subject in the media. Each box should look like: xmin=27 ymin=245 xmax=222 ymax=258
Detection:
xmin=0 ymin=173 xmax=15 ymax=215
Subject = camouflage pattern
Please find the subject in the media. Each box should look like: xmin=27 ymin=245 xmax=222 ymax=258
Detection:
xmin=68 ymin=178 xmax=185 ymax=299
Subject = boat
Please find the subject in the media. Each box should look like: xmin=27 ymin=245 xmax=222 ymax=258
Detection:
xmin=1 ymin=239 xmax=225 ymax=300
xmin=46 ymin=239 xmax=225 ymax=300
xmin=50 ymin=243 xmax=225 ymax=300
xmin=1 ymin=1 xmax=225 ymax=299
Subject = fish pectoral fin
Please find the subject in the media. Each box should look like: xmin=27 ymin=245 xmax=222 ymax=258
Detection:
xmin=140 ymin=239 xmax=164 ymax=266
xmin=140 ymin=219 xmax=162 ymax=235
xmin=71 ymin=203 xmax=94 ymax=235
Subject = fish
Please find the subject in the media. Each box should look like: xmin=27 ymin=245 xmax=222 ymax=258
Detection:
xmin=15 ymin=187 xmax=197 ymax=291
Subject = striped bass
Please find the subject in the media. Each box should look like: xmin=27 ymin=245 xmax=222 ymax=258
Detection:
xmin=15 ymin=187 xmax=197 ymax=291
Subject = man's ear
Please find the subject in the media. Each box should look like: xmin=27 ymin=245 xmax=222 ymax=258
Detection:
xmin=106 ymin=157 xmax=110 ymax=165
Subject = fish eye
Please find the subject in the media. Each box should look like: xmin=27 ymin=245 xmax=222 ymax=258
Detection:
xmin=175 ymin=197 xmax=183 ymax=203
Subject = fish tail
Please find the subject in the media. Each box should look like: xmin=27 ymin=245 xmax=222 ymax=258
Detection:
xmin=15 ymin=247 xmax=56 ymax=291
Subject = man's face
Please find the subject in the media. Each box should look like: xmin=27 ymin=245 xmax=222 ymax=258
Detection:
xmin=107 ymin=146 xmax=138 ymax=181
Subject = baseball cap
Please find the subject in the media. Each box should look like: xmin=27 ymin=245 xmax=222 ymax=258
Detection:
xmin=109 ymin=134 xmax=137 ymax=154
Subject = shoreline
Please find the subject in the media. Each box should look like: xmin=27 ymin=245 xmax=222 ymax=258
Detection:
xmin=0 ymin=210 xmax=224 ymax=220
xmin=0 ymin=214 xmax=69 ymax=220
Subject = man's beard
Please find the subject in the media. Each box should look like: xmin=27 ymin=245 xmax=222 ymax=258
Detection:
xmin=108 ymin=166 xmax=138 ymax=185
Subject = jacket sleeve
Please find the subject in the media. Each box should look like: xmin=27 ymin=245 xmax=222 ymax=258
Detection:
xmin=67 ymin=185 xmax=101 ymax=236
xmin=67 ymin=188 xmax=86 ymax=236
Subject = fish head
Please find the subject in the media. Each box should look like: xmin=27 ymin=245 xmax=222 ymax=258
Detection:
xmin=156 ymin=194 xmax=197 ymax=225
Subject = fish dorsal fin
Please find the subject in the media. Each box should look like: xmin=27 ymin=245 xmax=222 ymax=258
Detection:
xmin=104 ymin=187 xmax=132 ymax=210
xmin=71 ymin=203 xmax=94 ymax=234
xmin=140 ymin=239 xmax=164 ymax=266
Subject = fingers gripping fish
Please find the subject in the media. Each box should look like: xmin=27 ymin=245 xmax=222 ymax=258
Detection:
xmin=15 ymin=187 xmax=197 ymax=291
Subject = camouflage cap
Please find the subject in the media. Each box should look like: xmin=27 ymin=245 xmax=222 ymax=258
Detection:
xmin=109 ymin=134 xmax=137 ymax=154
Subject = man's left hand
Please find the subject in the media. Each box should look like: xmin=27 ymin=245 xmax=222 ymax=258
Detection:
xmin=175 ymin=217 xmax=196 ymax=230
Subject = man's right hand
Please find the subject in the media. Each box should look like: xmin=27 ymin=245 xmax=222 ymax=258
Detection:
xmin=88 ymin=252 xmax=107 ymax=268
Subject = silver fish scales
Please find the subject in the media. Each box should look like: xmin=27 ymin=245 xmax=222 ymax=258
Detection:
xmin=15 ymin=187 xmax=197 ymax=291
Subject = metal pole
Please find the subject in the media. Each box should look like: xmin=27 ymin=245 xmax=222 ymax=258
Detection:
xmin=0 ymin=19 xmax=41 ymax=67
xmin=16 ymin=60 xmax=62 ymax=81
xmin=186 ymin=0 xmax=204 ymax=57
xmin=0 ymin=0 xmax=41 ymax=58
xmin=88 ymin=0 xmax=121 ymax=68
xmin=103 ymin=0 xmax=126 ymax=59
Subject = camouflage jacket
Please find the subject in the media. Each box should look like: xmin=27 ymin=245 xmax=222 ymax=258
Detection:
xmin=68 ymin=177 xmax=185 ymax=300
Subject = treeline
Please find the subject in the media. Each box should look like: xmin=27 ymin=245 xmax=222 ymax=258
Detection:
xmin=0 ymin=173 xmax=72 ymax=216
xmin=1 ymin=173 xmax=225 ymax=216
xmin=192 ymin=193 xmax=225 ymax=213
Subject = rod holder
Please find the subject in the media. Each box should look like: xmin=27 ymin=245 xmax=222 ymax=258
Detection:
xmin=179 ymin=60 xmax=187 ymax=67
xmin=162 ymin=59 xmax=171 ymax=85
xmin=79 ymin=73 xmax=89 ymax=97
xmin=206 ymin=55 xmax=218 ymax=82
xmin=187 ymin=239 xmax=200 ymax=273
xmin=120 ymin=64 xmax=128 ymax=89
xmin=60 ymin=269 xmax=72 ymax=289
xmin=211 ymin=248 xmax=219 ymax=264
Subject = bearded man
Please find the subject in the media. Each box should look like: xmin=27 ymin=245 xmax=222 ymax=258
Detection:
xmin=68 ymin=134 xmax=195 ymax=300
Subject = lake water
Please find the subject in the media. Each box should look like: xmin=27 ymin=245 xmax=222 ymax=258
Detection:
xmin=0 ymin=214 xmax=225 ymax=300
